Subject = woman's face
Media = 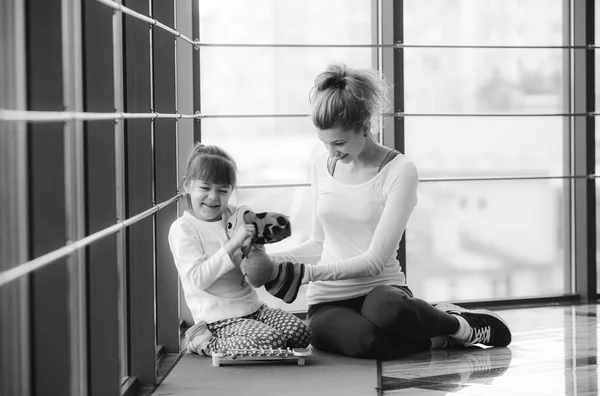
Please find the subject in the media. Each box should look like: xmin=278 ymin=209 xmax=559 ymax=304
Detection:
xmin=317 ymin=126 xmax=366 ymax=164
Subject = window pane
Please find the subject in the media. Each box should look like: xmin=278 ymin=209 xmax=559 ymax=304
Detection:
xmin=201 ymin=117 xmax=323 ymax=185
xmin=200 ymin=48 xmax=375 ymax=114
xmin=404 ymin=2 xmax=570 ymax=302
xmin=597 ymin=53 xmax=600 ymax=111
xmin=405 ymin=117 xmax=565 ymax=177
xmin=235 ymin=186 xmax=313 ymax=312
xmin=199 ymin=0 xmax=373 ymax=44
xmin=596 ymin=2 xmax=600 ymax=46
xmin=405 ymin=0 xmax=563 ymax=46
xmin=407 ymin=179 xmax=569 ymax=302
xmin=405 ymin=48 xmax=565 ymax=114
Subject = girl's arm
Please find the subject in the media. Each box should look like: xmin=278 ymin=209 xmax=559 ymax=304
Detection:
xmin=168 ymin=220 xmax=238 ymax=290
xmin=306 ymin=161 xmax=419 ymax=282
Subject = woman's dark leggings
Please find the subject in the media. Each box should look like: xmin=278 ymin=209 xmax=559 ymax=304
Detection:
xmin=306 ymin=285 xmax=460 ymax=360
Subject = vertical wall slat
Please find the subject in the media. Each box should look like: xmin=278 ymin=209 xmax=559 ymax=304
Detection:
xmin=61 ymin=0 xmax=88 ymax=393
xmin=82 ymin=1 xmax=121 ymax=394
xmin=388 ymin=0 xmax=407 ymax=276
xmin=111 ymin=0 xmax=130 ymax=382
xmin=572 ymin=0 xmax=596 ymax=300
xmin=0 ymin=0 xmax=30 ymax=394
xmin=562 ymin=0 xmax=573 ymax=297
xmin=192 ymin=0 xmax=201 ymax=142
xmin=26 ymin=0 xmax=71 ymax=394
xmin=175 ymin=0 xmax=195 ymax=328
xmin=123 ymin=0 xmax=157 ymax=388
xmin=153 ymin=0 xmax=180 ymax=354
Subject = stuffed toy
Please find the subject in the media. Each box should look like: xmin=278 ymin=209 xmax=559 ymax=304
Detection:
xmin=226 ymin=206 xmax=305 ymax=303
xmin=226 ymin=205 xmax=292 ymax=249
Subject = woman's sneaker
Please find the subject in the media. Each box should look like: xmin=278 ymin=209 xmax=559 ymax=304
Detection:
xmin=435 ymin=303 xmax=512 ymax=347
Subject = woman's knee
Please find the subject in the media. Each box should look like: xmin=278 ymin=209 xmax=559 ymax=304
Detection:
xmin=362 ymin=285 xmax=420 ymax=330
xmin=309 ymin=312 xmax=389 ymax=358
xmin=310 ymin=325 xmax=379 ymax=358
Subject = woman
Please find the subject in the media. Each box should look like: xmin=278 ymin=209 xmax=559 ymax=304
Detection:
xmin=264 ymin=63 xmax=511 ymax=359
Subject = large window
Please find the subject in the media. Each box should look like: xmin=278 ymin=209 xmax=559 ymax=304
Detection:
xmin=198 ymin=0 xmax=580 ymax=308
xmin=404 ymin=0 xmax=569 ymax=301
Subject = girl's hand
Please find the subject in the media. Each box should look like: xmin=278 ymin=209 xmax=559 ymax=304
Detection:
xmin=231 ymin=224 xmax=256 ymax=249
xmin=224 ymin=224 xmax=256 ymax=265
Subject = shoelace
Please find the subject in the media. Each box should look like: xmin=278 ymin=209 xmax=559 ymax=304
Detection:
xmin=471 ymin=326 xmax=491 ymax=344
xmin=468 ymin=353 xmax=492 ymax=372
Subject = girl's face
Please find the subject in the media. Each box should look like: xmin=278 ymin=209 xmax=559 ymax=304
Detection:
xmin=185 ymin=179 xmax=233 ymax=222
xmin=317 ymin=126 xmax=366 ymax=164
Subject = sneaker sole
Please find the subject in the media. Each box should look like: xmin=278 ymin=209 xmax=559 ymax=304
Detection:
xmin=435 ymin=302 xmax=512 ymax=346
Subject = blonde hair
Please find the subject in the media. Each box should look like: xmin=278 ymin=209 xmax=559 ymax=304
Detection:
xmin=309 ymin=63 xmax=390 ymax=133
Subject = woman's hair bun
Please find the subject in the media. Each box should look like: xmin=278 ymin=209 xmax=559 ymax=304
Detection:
xmin=310 ymin=62 xmax=390 ymax=132
xmin=332 ymin=78 xmax=346 ymax=90
xmin=314 ymin=63 xmax=348 ymax=92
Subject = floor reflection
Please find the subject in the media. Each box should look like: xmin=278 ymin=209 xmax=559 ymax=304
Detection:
xmin=380 ymin=304 xmax=599 ymax=395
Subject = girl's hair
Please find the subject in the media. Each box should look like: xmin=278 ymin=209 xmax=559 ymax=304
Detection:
xmin=309 ymin=63 xmax=390 ymax=133
xmin=181 ymin=144 xmax=237 ymax=205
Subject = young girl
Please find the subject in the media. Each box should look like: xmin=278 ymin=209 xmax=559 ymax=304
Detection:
xmin=261 ymin=63 xmax=512 ymax=359
xmin=168 ymin=143 xmax=311 ymax=355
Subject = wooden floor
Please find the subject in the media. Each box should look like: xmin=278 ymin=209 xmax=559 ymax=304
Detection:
xmin=155 ymin=304 xmax=599 ymax=396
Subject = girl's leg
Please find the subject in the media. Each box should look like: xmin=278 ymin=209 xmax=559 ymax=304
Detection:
xmin=361 ymin=285 xmax=459 ymax=340
xmin=308 ymin=303 xmax=429 ymax=359
xmin=253 ymin=305 xmax=311 ymax=348
xmin=206 ymin=317 xmax=286 ymax=352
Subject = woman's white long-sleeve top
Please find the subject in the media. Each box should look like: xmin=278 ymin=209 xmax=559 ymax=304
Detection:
xmin=270 ymin=151 xmax=419 ymax=305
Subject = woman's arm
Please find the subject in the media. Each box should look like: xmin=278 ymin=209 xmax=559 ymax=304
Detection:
xmin=269 ymin=159 xmax=325 ymax=266
xmin=268 ymin=222 xmax=324 ymax=265
xmin=168 ymin=220 xmax=238 ymax=290
xmin=306 ymin=161 xmax=419 ymax=282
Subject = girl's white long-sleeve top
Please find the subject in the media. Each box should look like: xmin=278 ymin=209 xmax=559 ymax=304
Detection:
xmin=168 ymin=209 xmax=261 ymax=324
xmin=271 ymin=151 xmax=419 ymax=306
